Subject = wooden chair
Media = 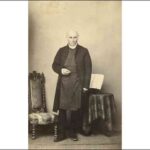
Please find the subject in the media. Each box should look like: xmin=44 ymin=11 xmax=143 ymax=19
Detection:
xmin=29 ymin=71 xmax=54 ymax=139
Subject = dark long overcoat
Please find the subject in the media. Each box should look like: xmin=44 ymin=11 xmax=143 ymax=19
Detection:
xmin=52 ymin=44 xmax=92 ymax=112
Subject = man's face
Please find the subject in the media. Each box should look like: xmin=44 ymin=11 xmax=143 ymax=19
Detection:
xmin=67 ymin=31 xmax=78 ymax=46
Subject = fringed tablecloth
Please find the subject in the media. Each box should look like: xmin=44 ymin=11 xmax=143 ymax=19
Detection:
xmin=82 ymin=92 xmax=117 ymax=134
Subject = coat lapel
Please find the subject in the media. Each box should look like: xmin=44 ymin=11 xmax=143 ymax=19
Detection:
xmin=75 ymin=44 xmax=80 ymax=65
xmin=62 ymin=45 xmax=69 ymax=67
xmin=75 ymin=44 xmax=79 ymax=58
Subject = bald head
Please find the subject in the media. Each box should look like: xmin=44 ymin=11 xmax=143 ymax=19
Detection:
xmin=66 ymin=30 xmax=79 ymax=47
xmin=66 ymin=30 xmax=79 ymax=38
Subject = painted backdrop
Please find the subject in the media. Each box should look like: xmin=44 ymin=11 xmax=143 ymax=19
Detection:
xmin=29 ymin=1 xmax=121 ymax=130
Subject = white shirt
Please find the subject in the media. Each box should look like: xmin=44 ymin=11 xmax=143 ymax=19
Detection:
xmin=68 ymin=44 xmax=77 ymax=49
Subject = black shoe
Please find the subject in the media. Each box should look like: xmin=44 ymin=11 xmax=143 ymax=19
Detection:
xmin=71 ymin=134 xmax=78 ymax=141
xmin=103 ymin=130 xmax=113 ymax=137
xmin=69 ymin=130 xmax=78 ymax=141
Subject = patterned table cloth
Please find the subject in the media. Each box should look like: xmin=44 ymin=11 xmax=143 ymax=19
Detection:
xmin=82 ymin=92 xmax=116 ymax=133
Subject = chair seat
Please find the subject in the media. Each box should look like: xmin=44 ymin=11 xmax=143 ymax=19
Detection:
xmin=29 ymin=112 xmax=54 ymax=125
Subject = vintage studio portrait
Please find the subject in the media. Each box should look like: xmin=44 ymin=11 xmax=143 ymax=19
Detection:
xmin=29 ymin=1 xmax=121 ymax=149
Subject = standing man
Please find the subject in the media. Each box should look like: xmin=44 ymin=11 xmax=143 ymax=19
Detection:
xmin=52 ymin=30 xmax=92 ymax=142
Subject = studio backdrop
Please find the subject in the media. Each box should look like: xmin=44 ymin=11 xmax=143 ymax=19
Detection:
xmin=29 ymin=1 xmax=121 ymax=130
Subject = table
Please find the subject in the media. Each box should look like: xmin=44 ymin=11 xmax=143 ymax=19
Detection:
xmin=81 ymin=92 xmax=116 ymax=136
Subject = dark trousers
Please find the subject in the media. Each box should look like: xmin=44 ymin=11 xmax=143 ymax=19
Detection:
xmin=58 ymin=109 xmax=80 ymax=134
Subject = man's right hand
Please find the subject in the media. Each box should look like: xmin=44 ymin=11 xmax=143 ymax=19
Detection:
xmin=53 ymin=110 xmax=59 ymax=116
xmin=61 ymin=68 xmax=71 ymax=75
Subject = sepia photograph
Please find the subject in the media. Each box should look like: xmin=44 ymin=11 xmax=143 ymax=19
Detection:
xmin=2 ymin=1 xmax=150 ymax=149
xmin=29 ymin=1 xmax=121 ymax=149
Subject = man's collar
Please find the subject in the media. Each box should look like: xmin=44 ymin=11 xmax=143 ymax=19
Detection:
xmin=68 ymin=44 xmax=78 ymax=49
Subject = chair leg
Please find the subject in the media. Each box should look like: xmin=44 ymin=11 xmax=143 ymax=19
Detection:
xmin=32 ymin=124 xmax=36 ymax=140
xmin=54 ymin=124 xmax=58 ymax=142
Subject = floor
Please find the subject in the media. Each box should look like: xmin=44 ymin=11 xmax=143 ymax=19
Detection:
xmin=29 ymin=126 xmax=121 ymax=149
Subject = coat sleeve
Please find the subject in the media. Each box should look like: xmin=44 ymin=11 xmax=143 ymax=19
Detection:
xmin=83 ymin=49 xmax=92 ymax=88
xmin=52 ymin=49 xmax=62 ymax=75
